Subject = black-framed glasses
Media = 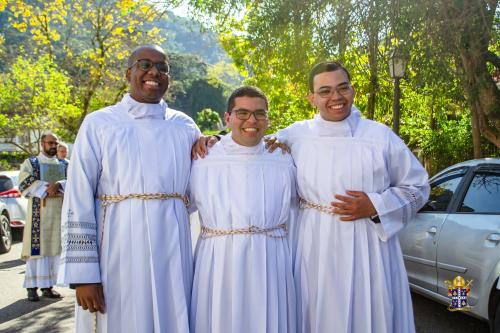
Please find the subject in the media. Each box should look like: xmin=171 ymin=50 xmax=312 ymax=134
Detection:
xmin=315 ymin=84 xmax=352 ymax=98
xmin=229 ymin=109 xmax=268 ymax=120
xmin=129 ymin=59 xmax=170 ymax=74
xmin=43 ymin=140 xmax=58 ymax=146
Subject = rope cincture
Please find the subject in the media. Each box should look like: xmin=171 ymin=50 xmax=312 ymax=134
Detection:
xmin=200 ymin=223 xmax=288 ymax=239
xmin=93 ymin=192 xmax=189 ymax=332
xmin=299 ymin=197 xmax=337 ymax=216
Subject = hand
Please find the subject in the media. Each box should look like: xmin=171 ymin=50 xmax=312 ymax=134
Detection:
xmin=46 ymin=182 xmax=61 ymax=197
xmin=330 ymin=190 xmax=377 ymax=221
xmin=191 ymin=135 xmax=219 ymax=160
xmin=264 ymin=137 xmax=290 ymax=154
xmin=76 ymin=284 xmax=106 ymax=314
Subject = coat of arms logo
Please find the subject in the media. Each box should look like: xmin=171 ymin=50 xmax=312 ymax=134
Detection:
xmin=445 ymin=276 xmax=472 ymax=312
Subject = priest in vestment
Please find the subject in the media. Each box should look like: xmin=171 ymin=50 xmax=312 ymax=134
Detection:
xmin=276 ymin=62 xmax=430 ymax=333
xmin=57 ymin=45 xmax=199 ymax=332
xmin=189 ymin=86 xmax=297 ymax=333
xmin=19 ymin=132 xmax=67 ymax=301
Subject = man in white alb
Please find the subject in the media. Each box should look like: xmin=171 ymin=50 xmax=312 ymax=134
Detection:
xmin=189 ymin=86 xmax=297 ymax=333
xmin=276 ymin=61 xmax=430 ymax=333
xmin=58 ymin=45 xmax=199 ymax=332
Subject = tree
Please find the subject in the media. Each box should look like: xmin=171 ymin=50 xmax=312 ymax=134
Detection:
xmin=167 ymin=53 xmax=231 ymax=118
xmin=0 ymin=55 xmax=77 ymax=154
xmin=3 ymin=0 xmax=166 ymax=137
xmin=196 ymin=108 xmax=222 ymax=132
xmin=186 ymin=0 xmax=499 ymax=172
xmin=420 ymin=0 xmax=500 ymax=155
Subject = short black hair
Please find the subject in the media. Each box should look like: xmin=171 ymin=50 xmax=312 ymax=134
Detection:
xmin=308 ymin=61 xmax=351 ymax=92
xmin=226 ymin=86 xmax=269 ymax=113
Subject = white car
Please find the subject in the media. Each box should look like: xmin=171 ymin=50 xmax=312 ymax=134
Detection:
xmin=0 ymin=170 xmax=28 ymax=229
xmin=399 ymin=158 xmax=500 ymax=330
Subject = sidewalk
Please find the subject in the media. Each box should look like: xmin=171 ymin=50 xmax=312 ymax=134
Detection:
xmin=0 ymin=214 xmax=201 ymax=332
xmin=0 ymin=242 xmax=74 ymax=332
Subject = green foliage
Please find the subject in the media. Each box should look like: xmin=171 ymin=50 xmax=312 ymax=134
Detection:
xmin=196 ymin=108 xmax=222 ymax=131
xmin=188 ymin=0 xmax=500 ymax=172
xmin=0 ymin=151 xmax=28 ymax=171
xmin=0 ymin=55 xmax=77 ymax=154
xmin=167 ymin=53 xmax=232 ymax=118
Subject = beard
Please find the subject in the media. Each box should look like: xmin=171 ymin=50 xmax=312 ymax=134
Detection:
xmin=45 ymin=148 xmax=57 ymax=156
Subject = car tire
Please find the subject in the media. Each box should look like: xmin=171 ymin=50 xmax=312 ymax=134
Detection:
xmin=0 ymin=214 xmax=12 ymax=254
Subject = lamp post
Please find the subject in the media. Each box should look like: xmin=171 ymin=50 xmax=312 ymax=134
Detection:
xmin=388 ymin=49 xmax=407 ymax=136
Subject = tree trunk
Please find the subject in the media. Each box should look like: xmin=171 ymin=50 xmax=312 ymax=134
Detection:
xmin=470 ymin=104 xmax=483 ymax=158
xmin=456 ymin=0 xmax=500 ymax=149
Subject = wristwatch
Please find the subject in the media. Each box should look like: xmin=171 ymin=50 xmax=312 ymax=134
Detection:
xmin=370 ymin=214 xmax=381 ymax=224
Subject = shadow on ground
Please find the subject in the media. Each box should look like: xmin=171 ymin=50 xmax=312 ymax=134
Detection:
xmin=0 ymin=301 xmax=72 ymax=333
xmin=412 ymin=292 xmax=490 ymax=333
xmin=0 ymin=259 xmax=24 ymax=270
xmin=0 ymin=297 xmax=66 ymax=325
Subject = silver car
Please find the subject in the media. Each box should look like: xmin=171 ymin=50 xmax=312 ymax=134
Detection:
xmin=0 ymin=170 xmax=28 ymax=229
xmin=0 ymin=200 xmax=12 ymax=253
xmin=399 ymin=158 xmax=500 ymax=330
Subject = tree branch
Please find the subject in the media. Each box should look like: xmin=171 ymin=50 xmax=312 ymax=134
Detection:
xmin=485 ymin=50 xmax=500 ymax=69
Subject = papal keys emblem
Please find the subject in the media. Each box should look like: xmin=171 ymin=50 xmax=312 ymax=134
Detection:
xmin=445 ymin=276 xmax=472 ymax=312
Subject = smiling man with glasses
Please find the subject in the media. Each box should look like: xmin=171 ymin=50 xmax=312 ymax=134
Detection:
xmin=58 ymin=45 xmax=200 ymax=333
xmin=270 ymin=61 xmax=429 ymax=333
xmin=189 ymin=86 xmax=297 ymax=333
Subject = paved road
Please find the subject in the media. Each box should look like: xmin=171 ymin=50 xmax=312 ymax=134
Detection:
xmin=0 ymin=218 xmax=491 ymax=332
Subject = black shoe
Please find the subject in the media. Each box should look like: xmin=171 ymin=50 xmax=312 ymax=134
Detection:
xmin=27 ymin=288 xmax=39 ymax=302
xmin=41 ymin=287 xmax=61 ymax=299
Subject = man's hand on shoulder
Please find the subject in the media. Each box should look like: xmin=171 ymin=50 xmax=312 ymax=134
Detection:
xmin=330 ymin=190 xmax=377 ymax=221
xmin=76 ymin=283 xmax=106 ymax=314
xmin=191 ymin=135 xmax=219 ymax=160
xmin=264 ymin=136 xmax=290 ymax=154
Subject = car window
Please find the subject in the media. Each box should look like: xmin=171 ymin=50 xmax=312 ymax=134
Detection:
xmin=421 ymin=169 xmax=466 ymax=212
xmin=0 ymin=176 xmax=14 ymax=192
xmin=459 ymin=171 xmax=500 ymax=213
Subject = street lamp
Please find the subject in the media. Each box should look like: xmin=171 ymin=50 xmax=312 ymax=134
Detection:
xmin=389 ymin=49 xmax=407 ymax=136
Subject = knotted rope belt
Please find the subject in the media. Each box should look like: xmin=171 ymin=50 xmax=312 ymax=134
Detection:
xmin=200 ymin=223 xmax=288 ymax=239
xmin=299 ymin=197 xmax=336 ymax=216
xmin=98 ymin=192 xmax=189 ymax=226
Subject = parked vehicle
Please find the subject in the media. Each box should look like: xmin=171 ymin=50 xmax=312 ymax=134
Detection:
xmin=399 ymin=158 xmax=500 ymax=330
xmin=0 ymin=200 xmax=12 ymax=253
xmin=0 ymin=170 xmax=28 ymax=230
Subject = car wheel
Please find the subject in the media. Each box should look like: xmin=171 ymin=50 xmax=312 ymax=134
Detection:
xmin=0 ymin=214 xmax=12 ymax=254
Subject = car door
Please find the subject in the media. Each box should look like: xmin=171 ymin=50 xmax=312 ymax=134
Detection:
xmin=400 ymin=167 xmax=468 ymax=292
xmin=436 ymin=165 xmax=500 ymax=306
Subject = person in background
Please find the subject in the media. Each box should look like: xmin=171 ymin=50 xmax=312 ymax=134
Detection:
xmin=19 ymin=132 xmax=67 ymax=301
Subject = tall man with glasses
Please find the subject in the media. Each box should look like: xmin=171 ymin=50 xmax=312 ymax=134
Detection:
xmin=58 ymin=45 xmax=200 ymax=332
xmin=189 ymin=86 xmax=297 ymax=333
xmin=19 ymin=132 xmax=67 ymax=301
xmin=275 ymin=61 xmax=429 ymax=332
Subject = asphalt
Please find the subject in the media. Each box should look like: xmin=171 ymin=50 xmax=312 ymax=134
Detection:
xmin=0 ymin=242 xmax=74 ymax=332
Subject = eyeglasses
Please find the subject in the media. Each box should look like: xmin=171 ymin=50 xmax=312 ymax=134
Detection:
xmin=43 ymin=141 xmax=58 ymax=146
xmin=315 ymin=84 xmax=352 ymax=98
xmin=129 ymin=59 xmax=170 ymax=74
xmin=230 ymin=109 xmax=268 ymax=120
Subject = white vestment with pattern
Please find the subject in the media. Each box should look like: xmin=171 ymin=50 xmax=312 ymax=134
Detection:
xmin=277 ymin=108 xmax=429 ymax=333
xmin=189 ymin=135 xmax=297 ymax=333
xmin=57 ymin=94 xmax=200 ymax=333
